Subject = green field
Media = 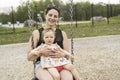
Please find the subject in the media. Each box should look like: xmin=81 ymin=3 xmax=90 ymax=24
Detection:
xmin=0 ymin=16 xmax=120 ymax=45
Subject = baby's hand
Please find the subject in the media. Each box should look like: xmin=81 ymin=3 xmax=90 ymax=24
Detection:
xmin=49 ymin=46 xmax=57 ymax=53
xmin=51 ymin=47 xmax=56 ymax=51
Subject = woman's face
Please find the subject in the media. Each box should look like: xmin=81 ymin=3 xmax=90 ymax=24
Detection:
xmin=45 ymin=9 xmax=59 ymax=27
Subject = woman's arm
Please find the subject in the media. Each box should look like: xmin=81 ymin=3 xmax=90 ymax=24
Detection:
xmin=61 ymin=31 xmax=74 ymax=59
xmin=27 ymin=30 xmax=41 ymax=61
xmin=62 ymin=31 xmax=69 ymax=51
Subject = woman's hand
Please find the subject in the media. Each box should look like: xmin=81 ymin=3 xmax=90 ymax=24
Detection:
xmin=49 ymin=48 xmax=65 ymax=58
xmin=37 ymin=45 xmax=65 ymax=58
xmin=38 ymin=47 xmax=55 ymax=57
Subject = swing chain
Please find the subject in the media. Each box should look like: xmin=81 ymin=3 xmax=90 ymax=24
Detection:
xmin=28 ymin=0 xmax=34 ymax=49
xmin=28 ymin=1 xmax=37 ymax=80
xmin=69 ymin=0 xmax=74 ymax=55
xmin=28 ymin=0 xmax=33 ymax=32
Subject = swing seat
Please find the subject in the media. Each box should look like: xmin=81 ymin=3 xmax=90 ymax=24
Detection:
xmin=32 ymin=76 xmax=75 ymax=80
xmin=32 ymin=77 xmax=38 ymax=80
xmin=32 ymin=73 xmax=75 ymax=80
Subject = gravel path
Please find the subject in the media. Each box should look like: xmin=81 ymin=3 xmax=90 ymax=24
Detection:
xmin=0 ymin=35 xmax=120 ymax=80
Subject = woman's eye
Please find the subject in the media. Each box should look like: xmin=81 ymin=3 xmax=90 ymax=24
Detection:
xmin=48 ymin=14 xmax=52 ymax=17
xmin=48 ymin=14 xmax=58 ymax=18
xmin=54 ymin=15 xmax=58 ymax=18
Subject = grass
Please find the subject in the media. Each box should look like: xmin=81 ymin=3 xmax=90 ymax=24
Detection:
xmin=0 ymin=27 xmax=31 ymax=45
xmin=60 ymin=16 xmax=120 ymax=38
xmin=0 ymin=16 xmax=120 ymax=45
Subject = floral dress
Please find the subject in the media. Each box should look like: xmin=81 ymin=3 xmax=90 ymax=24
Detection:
xmin=40 ymin=44 xmax=71 ymax=68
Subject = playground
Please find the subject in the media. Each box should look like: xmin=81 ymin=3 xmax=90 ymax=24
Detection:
xmin=0 ymin=0 xmax=120 ymax=80
xmin=0 ymin=35 xmax=120 ymax=80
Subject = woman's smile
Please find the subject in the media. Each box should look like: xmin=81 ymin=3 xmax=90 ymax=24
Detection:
xmin=48 ymin=19 xmax=56 ymax=24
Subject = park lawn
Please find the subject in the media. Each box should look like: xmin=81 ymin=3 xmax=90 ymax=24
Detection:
xmin=0 ymin=16 xmax=120 ymax=45
xmin=0 ymin=27 xmax=31 ymax=45
xmin=60 ymin=16 xmax=120 ymax=38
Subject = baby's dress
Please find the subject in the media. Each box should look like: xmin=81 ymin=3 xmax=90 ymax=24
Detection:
xmin=40 ymin=44 xmax=71 ymax=68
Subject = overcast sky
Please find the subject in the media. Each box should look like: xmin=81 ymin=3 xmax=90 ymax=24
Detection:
xmin=0 ymin=0 xmax=119 ymax=8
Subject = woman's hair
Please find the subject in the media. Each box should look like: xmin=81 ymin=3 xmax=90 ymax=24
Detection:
xmin=45 ymin=5 xmax=60 ymax=15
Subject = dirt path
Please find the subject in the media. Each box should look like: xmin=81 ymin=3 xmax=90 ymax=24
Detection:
xmin=0 ymin=35 xmax=120 ymax=80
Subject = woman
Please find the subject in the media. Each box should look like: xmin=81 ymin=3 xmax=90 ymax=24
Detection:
xmin=27 ymin=5 xmax=73 ymax=80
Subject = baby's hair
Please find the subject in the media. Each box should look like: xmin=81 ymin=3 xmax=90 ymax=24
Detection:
xmin=42 ymin=28 xmax=56 ymax=40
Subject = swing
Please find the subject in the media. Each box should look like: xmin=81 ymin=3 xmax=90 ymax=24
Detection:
xmin=28 ymin=0 xmax=74 ymax=80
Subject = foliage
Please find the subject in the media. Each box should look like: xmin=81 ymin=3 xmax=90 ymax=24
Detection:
xmin=0 ymin=1 xmax=120 ymax=24
xmin=0 ymin=16 xmax=120 ymax=45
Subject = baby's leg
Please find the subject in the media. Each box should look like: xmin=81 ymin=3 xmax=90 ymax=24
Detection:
xmin=47 ymin=67 xmax=60 ymax=80
xmin=63 ymin=64 xmax=80 ymax=80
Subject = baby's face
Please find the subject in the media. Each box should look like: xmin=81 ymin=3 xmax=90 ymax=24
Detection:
xmin=43 ymin=31 xmax=55 ymax=45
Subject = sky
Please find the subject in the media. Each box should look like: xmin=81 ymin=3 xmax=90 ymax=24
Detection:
xmin=0 ymin=0 xmax=120 ymax=8
xmin=0 ymin=0 xmax=119 ymax=8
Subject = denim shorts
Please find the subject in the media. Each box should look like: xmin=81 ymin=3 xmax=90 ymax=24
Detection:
xmin=35 ymin=61 xmax=41 ymax=70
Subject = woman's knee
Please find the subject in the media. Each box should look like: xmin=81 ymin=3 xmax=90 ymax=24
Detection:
xmin=35 ymin=67 xmax=53 ymax=80
xmin=60 ymin=69 xmax=73 ymax=80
